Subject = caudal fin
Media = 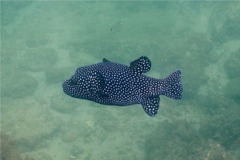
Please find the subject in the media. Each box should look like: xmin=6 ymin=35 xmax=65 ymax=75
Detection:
xmin=161 ymin=69 xmax=183 ymax=99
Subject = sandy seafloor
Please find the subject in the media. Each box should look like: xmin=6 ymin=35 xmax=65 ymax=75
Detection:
xmin=1 ymin=1 xmax=240 ymax=160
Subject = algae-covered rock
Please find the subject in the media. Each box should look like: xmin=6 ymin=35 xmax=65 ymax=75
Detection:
xmin=0 ymin=132 xmax=37 ymax=160
xmin=223 ymin=78 xmax=240 ymax=102
xmin=2 ymin=102 xmax=60 ymax=151
xmin=1 ymin=72 xmax=38 ymax=98
xmin=19 ymin=47 xmax=58 ymax=71
xmin=144 ymin=119 xmax=207 ymax=160
xmin=224 ymin=50 xmax=240 ymax=79
xmin=50 ymin=92 xmax=79 ymax=113
xmin=45 ymin=67 xmax=73 ymax=85
xmin=0 ymin=132 xmax=24 ymax=160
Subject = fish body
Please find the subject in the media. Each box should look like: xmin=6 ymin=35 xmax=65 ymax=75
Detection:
xmin=62 ymin=56 xmax=183 ymax=117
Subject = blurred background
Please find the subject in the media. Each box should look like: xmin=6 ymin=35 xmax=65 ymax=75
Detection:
xmin=1 ymin=1 xmax=240 ymax=160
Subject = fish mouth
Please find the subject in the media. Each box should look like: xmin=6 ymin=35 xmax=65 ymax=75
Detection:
xmin=62 ymin=80 xmax=79 ymax=98
xmin=62 ymin=80 xmax=71 ymax=95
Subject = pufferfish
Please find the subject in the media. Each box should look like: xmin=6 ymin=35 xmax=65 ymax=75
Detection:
xmin=62 ymin=56 xmax=183 ymax=117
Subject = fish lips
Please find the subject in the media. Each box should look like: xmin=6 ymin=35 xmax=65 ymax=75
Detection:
xmin=62 ymin=80 xmax=78 ymax=98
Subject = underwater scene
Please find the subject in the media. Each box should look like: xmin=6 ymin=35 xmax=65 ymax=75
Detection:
xmin=1 ymin=1 xmax=240 ymax=160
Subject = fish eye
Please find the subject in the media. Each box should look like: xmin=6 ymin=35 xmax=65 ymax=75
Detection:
xmin=69 ymin=79 xmax=78 ymax=85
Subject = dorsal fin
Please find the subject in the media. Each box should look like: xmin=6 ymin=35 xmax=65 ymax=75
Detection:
xmin=103 ymin=58 xmax=111 ymax=62
xmin=141 ymin=96 xmax=160 ymax=117
xmin=129 ymin=56 xmax=151 ymax=74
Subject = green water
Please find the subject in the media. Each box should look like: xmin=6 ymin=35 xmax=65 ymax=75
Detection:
xmin=1 ymin=1 xmax=240 ymax=160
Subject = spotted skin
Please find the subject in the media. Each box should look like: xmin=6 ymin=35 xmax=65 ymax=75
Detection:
xmin=62 ymin=56 xmax=183 ymax=117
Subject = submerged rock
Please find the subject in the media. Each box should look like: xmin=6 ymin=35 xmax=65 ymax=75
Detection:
xmin=223 ymin=78 xmax=240 ymax=103
xmin=50 ymin=92 xmax=79 ymax=113
xmin=1 ymin=72 xmax=38 ymax=98
xmin=0 ymin=132 xmax=36 ymax=160
xmin=19 ymin=47 xmax=58 ymax=72
xmin=2 ymin=102 xmax=60 ymax=151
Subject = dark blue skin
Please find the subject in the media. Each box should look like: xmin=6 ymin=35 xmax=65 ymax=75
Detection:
xmin=62 ymin=56 xmax=183 ymax=117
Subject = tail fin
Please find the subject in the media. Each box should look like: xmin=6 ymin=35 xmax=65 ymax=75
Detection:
xmin=160 ymin=69 xmax=183 ymax=99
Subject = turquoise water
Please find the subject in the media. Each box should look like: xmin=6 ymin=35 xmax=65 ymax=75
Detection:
xmin=1 ymin=1 xmax=240 ymax=160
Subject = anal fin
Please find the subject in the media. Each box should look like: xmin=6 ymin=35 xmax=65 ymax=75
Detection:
xmin=141 ymin=96 xmax=160 ymax=117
